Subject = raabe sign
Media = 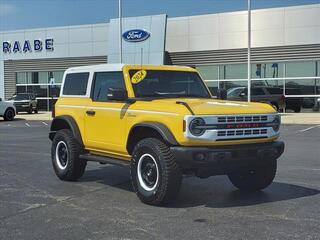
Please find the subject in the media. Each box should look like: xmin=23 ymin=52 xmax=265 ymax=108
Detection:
xmin=122 ymin=29 xmax=150 ymax=42
xmin=2 ymin=38 xmax=54 ymax=53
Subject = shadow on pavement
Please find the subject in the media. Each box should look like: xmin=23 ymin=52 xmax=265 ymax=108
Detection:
xmin=171 ymin=181 xmax=320 ymax=208
xmin=82 ymin=165 xmax=319 ymax=208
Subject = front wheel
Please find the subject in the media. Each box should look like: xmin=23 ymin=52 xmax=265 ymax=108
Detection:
xmin=131 ymin=138 xmax=182 ymax=206
xmin=3 ymin=108 xmax=15 ymax=121
xmin=228 ymin=160 xmax=277 ymax=192
xmin=51 ymin=129 xmax=86 ymax=181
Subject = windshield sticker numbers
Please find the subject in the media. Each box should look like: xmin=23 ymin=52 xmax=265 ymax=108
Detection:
xmin=131 ymin=70 xmax=147 ymax=84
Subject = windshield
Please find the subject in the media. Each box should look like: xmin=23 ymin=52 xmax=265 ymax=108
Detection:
xmin=9 ymin=94 xmax=30 ymax=100
xmin=129 ymin=70 xmax=210 ymax=98
xmin=227 ymin=88 xmax=244 ymax=98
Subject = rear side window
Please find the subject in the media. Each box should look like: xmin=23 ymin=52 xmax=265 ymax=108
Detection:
xmin=92 ymin=72 xmax=125 ymax=102
xmin=63 ymin=72 xmax=89 ymax=95
xmin=251 ymin=88 xmax=265 ymax=95
xmin=266 ymin=88 xmax=282 ymax=94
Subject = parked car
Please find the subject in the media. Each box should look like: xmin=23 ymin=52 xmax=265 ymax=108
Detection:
xmin=283 ymin=88 xmax=303 ymax=113
xmin=8 ymin=93 xmax=38 ymax=114
xmin=49 ymin=64 xmax=284 ymax=205
xmin=227 ymin=87 xmax=285 ymax=111
xmin=0 ymin=97 xmax=16 ymax=121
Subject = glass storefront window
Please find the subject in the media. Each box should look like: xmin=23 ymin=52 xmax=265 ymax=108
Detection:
xmin=222 ymin=80 xmax=248 ymax=90
xmin=220 ymin=64 xmax=247 ymax=80
xmin=286 ymin=61 xmax=316 ymax=77
xmin=16 ymin=72 xmax=27 ymax=84
xmin=52 ymin=71 xmax=64 ymax=83
xmin=251 ymin=62 xmax=284 ymax=88
xmin=15 ymin=70 xmax=64 ymax=111
xmin=196 ymin=65 xmax=219 ymax=80
xmin=38 ymin=72 xmax=48 ymax=84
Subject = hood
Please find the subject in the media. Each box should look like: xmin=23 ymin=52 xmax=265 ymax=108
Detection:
xmin=135 ymin=98 xmax=276 ymax=115
xmin=7 ymin=100 xmax=29 ymax=103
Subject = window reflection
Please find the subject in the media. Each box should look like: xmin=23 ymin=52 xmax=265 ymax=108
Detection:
xmin=15 ymin=70 xmax=64 ymax=111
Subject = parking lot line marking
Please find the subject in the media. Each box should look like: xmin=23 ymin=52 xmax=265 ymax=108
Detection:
xmin=298 ymin=125 xmax=320 ymax=133
xmin=25 ymin=123 xmax=30 ymax=127
xmin=42 ymin=121 xmax=48 ymax=126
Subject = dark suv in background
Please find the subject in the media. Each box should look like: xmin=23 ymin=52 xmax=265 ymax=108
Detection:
xmin=227 ymin=87 xmax=285 ymax=111
xmin=8 ymin=93 xmax=38 ymax=114
xmin=227 ymin=86 xmax=302 ymax=112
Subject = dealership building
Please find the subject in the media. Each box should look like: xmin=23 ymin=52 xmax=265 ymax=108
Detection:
xmin=0 ymin=3 xmax=319 ymax=111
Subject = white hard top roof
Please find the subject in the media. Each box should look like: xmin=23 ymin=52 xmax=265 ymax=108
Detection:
xmin=65 ymin=63 xmax=193 ymax=73
xmin=65 ymin=64 xmax=125 ymax=73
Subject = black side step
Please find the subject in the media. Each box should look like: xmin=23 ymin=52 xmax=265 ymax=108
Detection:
xmin=79 ymin=153 xmax=130 ymax=167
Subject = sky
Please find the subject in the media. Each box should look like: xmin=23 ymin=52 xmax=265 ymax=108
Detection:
xmin=0 ymin=0 xmax=319 ymax=31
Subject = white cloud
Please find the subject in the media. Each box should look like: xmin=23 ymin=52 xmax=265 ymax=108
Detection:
xmin=0 ymin=3 xmax=18 ymax=16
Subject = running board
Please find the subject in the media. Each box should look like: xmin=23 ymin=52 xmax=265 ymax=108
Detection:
xmin=79 ymin=153 xmax=130 ymax=167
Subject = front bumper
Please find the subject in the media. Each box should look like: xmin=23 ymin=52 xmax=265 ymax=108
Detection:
xmin=170 ymin=141 xmax=284 ymax=177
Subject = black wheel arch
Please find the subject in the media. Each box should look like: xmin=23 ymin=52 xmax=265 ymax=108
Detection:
xmin=127 ymin=122 xmax=179 ymax=155
xmin=49 ymin=115 xmax=84 ymax=147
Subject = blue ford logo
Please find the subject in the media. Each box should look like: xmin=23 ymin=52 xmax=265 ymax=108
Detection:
xmin=122 ymin=29 xmax=150 ymax=42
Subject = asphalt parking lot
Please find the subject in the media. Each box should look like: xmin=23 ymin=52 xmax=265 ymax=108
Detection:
xmin=0 ymin=120 xmax=319 ymax=240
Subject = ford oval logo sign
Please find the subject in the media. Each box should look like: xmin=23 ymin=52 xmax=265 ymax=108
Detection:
xmin=122 ymin=29 xmax=150 ymax=42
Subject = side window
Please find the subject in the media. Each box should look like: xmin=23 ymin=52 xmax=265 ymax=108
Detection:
xmin=251 ymin=88 xmax=265 ymax=96
xmin=63 ymin=72 xmax=89 ymax=95
xmin=92 ymin=72 xmax=125 ymax=102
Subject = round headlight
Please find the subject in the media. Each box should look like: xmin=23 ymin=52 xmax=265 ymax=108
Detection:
xmin=189 ymin=117 xmax=206 ymax=136
xmin=272 ymin=115 xmax=281 ymax=132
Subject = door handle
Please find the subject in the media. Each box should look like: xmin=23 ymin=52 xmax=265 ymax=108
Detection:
xmin=86 ymin=110 xmax=95 ymax=116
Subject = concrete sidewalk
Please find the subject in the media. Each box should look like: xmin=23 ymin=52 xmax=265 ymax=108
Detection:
xmin=280 ymin=113 xmax=320 ymax=125
xmin=14 ymin=111 xmax=320 ymax=125
xmin=15 ymin=112 xmax=53 ymax=121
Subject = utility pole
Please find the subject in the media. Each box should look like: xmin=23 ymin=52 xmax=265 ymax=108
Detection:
xmin=247 ymin=0 xmax=251 ymax=102
xmin=119 ymin=0 xmax=123 ymax=63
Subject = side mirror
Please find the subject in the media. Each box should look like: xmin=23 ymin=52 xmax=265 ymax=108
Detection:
xmin=0 ymin=98 xmax=2 ymax=101
xmin=107 ymin=88 xmax=128 ymax=101
xmin=217 ymin=89 xmax=227 ymax=100
xmin=240 ymin=92 xmax=246 ymax=97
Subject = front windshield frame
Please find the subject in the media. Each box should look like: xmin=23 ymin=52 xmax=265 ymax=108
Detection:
xmin=128 ymin=69 xmax=211 ymax=99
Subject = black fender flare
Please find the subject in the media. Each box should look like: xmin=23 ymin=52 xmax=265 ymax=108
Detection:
xmin=127 ymin=122 xmax=179 ymax=153
xmin=49 ymin=115 xmax=84 ymax=146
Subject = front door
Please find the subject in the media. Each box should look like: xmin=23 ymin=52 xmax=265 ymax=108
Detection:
xmin=85 ymin=71 xmax=128 ymax=157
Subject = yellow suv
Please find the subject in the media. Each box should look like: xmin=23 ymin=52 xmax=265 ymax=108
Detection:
xmin=49 ymin=64 xmax=284 ymax=205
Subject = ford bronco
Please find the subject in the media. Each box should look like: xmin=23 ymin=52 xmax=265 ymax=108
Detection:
xmin=49 ymin=64 xmax=284 ymax=205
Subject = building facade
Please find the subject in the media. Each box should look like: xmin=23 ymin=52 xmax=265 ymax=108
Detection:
xmin=0 ymin=4 xmax=319 ymax=111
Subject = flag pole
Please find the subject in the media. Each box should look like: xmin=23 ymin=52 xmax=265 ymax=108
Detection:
xmin=247 ymin=0 xmax=251 ymax=102
xmin=119 ymin=0 xmax=123 ymax=63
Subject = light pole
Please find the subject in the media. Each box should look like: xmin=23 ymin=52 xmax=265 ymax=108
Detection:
xmin=247 ymin=0 xmax=251 ymax=102
xmin=119 ymin=0 xmax=123 ymax=63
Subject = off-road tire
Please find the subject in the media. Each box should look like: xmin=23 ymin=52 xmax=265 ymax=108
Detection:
xmin=294 ymin=106 xmax=301 ymax=113
xmin=131 ymin=138 xmax=182 ymax=206
xmin=51 ymin=129 xmax=86 ymax=181
xmin=28 ymin=106 xmax=33 ymax=114
xmin=3 ymin=108 xmax=15 ymax=121
xmin=228 ymin=160 xmax=277 ymax=192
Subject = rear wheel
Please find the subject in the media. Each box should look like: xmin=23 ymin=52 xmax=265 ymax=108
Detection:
xmin=228 ymin=160 xmax=277 ymax=192
xmin=294 ymin=106 xmax=301 ymax=113
xmin=28 ymin=106 xmax=33 ymax=114
xmin=51 ymin=129 xmax=86 ymax=181
xmin=3 ymin=108 xmax=15 ymax=121
xmin=131 ymin=138 xmax=182 ymax=205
